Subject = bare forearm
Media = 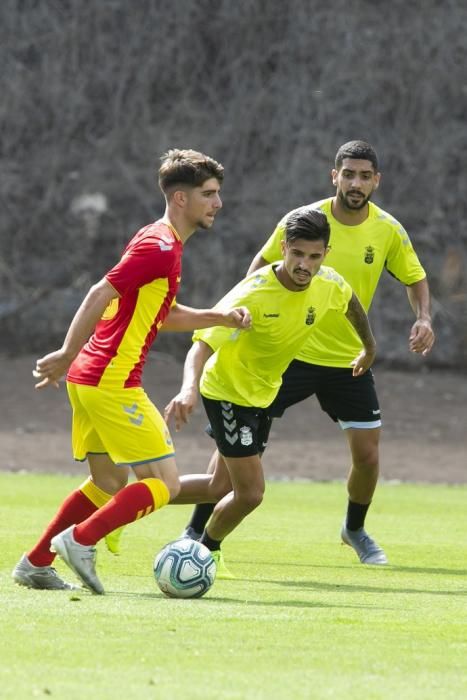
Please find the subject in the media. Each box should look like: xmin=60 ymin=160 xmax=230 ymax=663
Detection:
xmin=246 ymin=253 xmax=269 ymax=275
xmin=162 ymin=305 xmax=225 ymax=332
xmin=406 ymin=278 xmax=435 ymax=354
xmin=61 ymin=279 xmax=117 ymax=359
xmin=162 ymin=304 xmax=251 ymax=332
xmin=163 ymin=340 xmax=213 ymax=429
xmin=406 ymin=278 xmax=431 ymax=321
xmin=181 ymin=341 xmax=213 ymax=391
xmin=345 ymin=293 xmax=376 ymax=352
xmin=33 ymin=278 xmax=118 ymax=388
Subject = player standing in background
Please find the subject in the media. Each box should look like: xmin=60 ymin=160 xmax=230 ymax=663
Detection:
xmin=166 ymin=207 xmax=377 ymax=569
xmin=178 ymin=141 xmax=434 ymax=568
xmin=12 ymin=148 xmax=251 ymax=594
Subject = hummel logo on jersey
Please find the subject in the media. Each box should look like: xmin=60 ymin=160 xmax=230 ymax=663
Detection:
xmin=158 ymin=242 xmax=173 ymax=251
xmin=263 ymin=313 xmax=280 ymax=318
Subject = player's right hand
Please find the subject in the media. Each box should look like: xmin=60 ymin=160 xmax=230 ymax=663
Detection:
xmin=32 ymin=349 xmax=72 ymax=389
xmin=164 ymin=386 xmax=198 ymax=431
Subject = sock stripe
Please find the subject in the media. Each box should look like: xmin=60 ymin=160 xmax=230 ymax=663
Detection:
xmin=136 ymin=505 xmax=154 ymax=520
xmin=140 ymin=478 xmax=170 ymax=510
xmin=80 ymin=478 xmax=113 ymax=508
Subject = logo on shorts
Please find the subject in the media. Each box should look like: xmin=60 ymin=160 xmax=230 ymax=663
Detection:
xmin=305 ymin=306 xmax=316 ymax=325
xmin=364 ymin=246 xmax=375 ymax=264
xmin=239 ymin=426 xmax=253 ymax=446
xmin=222 ymin=402 xmax=238 ymax=445
xmin=123 ymin=403 xmax=144 ymax=426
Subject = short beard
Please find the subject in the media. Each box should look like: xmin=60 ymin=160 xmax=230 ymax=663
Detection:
xmin=338 ymin=190 xmax=372 ymax=211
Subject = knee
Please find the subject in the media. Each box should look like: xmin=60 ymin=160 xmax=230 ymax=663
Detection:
xmin=208 ymin=478 xmax=231 ymax=502
xmin=237 ymin=488 xmax=264 ymax=513
xmin=95 ymin=473 xmax=128 ymax=495
xmin=356 ymin=445 xmax=379 ymax=469
xmin=351 ymin=436 xmax=380 ymax=470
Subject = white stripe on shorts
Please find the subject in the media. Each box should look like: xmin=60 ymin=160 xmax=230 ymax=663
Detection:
xmin=338 ymin=418 xmax=382 ymax=430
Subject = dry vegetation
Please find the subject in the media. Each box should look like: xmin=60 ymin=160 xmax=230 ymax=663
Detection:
xmin=1 ymin=0 xmax=466 ymax=366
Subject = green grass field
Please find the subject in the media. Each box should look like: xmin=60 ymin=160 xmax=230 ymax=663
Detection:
xmin=1 ymin=472 xmax=466 ymax=700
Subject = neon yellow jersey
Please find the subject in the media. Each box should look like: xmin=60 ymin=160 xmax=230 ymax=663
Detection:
xmin=195 ymin=264 xmax=352 ymax=408
xmin=260 ymin=198 xmax=426 ymax=367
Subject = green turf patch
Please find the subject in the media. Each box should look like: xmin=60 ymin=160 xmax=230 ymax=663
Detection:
xmin=1 ymin=473 xmax=466 ymax=699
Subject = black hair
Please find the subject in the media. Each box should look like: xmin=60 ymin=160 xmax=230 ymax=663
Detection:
xmin=335 ymin=140 xmax=378 ymax=171
xmin=285 ymin=206 xmax=330 ymax=248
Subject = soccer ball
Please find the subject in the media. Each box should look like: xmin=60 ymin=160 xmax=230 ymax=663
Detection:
xmin=154 ymin=538 xmax=217 ymax=598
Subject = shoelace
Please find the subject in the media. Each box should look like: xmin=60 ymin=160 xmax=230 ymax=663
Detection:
xmin=358 ymin=533 xmax=378 ymax=552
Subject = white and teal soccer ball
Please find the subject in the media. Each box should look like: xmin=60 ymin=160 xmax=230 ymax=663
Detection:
xmin=154 ymin=539 xmax=217 ymax=598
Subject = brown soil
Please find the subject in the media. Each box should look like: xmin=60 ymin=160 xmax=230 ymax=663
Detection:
xmin=1 ymin=353 xmax=465 ymax=484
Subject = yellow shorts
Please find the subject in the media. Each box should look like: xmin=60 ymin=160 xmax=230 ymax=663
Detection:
xmin=66 ymin=382 xmax=175 ymax=466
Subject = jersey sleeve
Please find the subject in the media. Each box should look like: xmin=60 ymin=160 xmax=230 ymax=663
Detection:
xmin=192 ymin=276 xmax=260 ymax=351
xmin=317 ymin=267 xmax=353 ymax=314
xmin=330 ymin=272 xmax=353 ymax=313
xmin=106 ymin=238 xmax=175 ymax=296
xmin=193 ymin=324 xmax=237 ymax=352
xmin=385 ymin=222 xmax=426 ymax=285
xmin=259 ymin=216 xmax=287 ymax=263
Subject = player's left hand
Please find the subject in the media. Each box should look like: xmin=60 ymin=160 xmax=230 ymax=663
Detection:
xmin=350 ymin=347 xmax=376 ymax=377
xmin=32 ymin=349 xmax=72 ymax=389
xmin=409 ymin=319 xmax=435 ymax=356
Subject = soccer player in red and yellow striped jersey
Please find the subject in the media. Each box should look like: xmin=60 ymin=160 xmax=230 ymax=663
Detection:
xmin=12 ymin=149 xmax=251 ymax=594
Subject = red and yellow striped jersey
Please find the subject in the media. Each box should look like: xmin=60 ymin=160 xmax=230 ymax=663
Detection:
xmin=67 ymin=221 xmax=183 ymax=388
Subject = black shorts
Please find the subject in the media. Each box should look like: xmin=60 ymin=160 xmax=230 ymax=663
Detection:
xmin=202 ymin=396 xmax=272 ymax=458
xmin=268 ymin=360 xmax=381 ymax=428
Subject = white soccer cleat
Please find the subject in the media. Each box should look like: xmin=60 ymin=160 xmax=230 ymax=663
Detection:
xmin=341 ymin=523 xmax=388 ymax=565
xmin=51 ymin=526 xmax=104 ymax=594
xmin=12 ymin=553 xmax=79 ymax=591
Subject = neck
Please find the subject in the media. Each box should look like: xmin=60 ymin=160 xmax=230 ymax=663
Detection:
xmin=331 ymin=196 xmax=369 ymax=226
xmin=162 ymin=208 xmax=195 ymax=243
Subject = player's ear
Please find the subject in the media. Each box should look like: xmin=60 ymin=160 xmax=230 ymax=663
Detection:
xmin=280 ymin=239 xmax=286 ymax=257
xmin=373 ymin=172 xmax=381 ymax=190
xmin=331 ymin=168 xmax=338 ymax=186
xmin=173 ymin=189 xmax=187 ymax=207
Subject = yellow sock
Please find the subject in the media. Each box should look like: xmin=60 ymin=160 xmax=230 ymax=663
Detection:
xmin=80 ymin=478 xmax=123 ymax=555
xmin=79 ymin=477 xmax=113 ymax=508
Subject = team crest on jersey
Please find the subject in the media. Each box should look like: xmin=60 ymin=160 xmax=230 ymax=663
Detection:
xmin=305 ymin=306 xmax=316 ymax=325
xmin=240 ymin=426 xmax=253 ymax=446
xmin=364 ymin=246 xmax=375 ymax=264
xmin=101 ymin=297 xmax=119 ymax=320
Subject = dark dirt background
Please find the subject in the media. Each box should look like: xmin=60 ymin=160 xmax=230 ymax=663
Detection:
xmin=2 ymin=353 xmax=465 ymax=484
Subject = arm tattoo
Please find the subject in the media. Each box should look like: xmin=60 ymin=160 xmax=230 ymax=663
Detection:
xmin=345 ymin=293 xmax=376 ymax=351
